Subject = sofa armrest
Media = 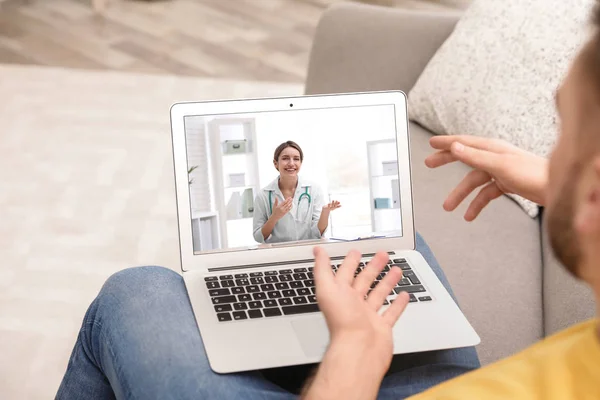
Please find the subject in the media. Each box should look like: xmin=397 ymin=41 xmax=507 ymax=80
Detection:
xmin=305 ymin=3 xmax=461 ymax=95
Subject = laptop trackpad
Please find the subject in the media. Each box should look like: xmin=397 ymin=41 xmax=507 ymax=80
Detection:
xmin=291 ymin=318 xmax=330 ymax=358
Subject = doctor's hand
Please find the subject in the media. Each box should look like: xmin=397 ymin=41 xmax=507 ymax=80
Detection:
xmin=425 ymin=136 xmax=548 ymax=221
xmin=272 ymin=197 xmax=293 ymax=221
xmin=312 ymin=247 xmax=409 ymax=384
xmin=322 ymin=200 xmax=341 ymax=213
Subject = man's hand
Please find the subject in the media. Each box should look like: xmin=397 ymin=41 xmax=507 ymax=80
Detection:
xmin=425 ymin=136 xmax=548 ymax=221
xmin=302 ymin=247 xmax=409 ymax=400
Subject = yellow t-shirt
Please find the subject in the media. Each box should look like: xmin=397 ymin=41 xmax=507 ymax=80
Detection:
xmin=410 ymin=319 xmax=600 ymax=400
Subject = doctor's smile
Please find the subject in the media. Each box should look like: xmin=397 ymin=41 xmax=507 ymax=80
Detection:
xmin=253 ymin=140 xmax=342 ymax=244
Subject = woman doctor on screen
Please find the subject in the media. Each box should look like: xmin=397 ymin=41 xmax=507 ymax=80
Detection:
xmin=253 ymin=141 xmax=341 ymax=244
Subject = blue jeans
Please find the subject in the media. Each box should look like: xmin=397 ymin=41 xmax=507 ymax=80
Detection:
xmin=56 ymin=234 xmax=479 ymax=399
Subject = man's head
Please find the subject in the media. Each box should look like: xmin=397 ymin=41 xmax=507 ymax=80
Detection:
xmin=546 ymin=1 xmax=600 ymax=284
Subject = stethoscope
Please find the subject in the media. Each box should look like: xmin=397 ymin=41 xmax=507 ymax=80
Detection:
xmin=268 ymin=186 xmax=312 ymax=220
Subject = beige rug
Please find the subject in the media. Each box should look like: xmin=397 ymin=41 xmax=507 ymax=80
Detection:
xmin=0 ymin=64 xmax=301 ymax=399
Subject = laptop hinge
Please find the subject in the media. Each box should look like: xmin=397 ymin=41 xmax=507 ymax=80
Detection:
xmin=207 ymin=251 xmax=395 ymax=272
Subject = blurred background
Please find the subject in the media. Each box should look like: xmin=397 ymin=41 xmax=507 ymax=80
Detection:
xmin=0 ymin=0 xmax=468 ymax=82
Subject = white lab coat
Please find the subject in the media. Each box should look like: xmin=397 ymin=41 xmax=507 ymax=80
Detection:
xmin=253 ymin=176 xmax=325 ymax=243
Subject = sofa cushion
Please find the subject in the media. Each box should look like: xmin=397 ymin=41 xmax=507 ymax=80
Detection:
xmin=408 ymin=0 xmax=595 ymax=218
xmin=541 ymin=218 xmax=596 ymax=335
xmin=409 ymin=122 xmax=543 ymax=365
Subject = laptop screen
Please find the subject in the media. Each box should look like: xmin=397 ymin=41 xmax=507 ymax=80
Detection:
xmin=184 ymin=104 xmax=403 ymax=255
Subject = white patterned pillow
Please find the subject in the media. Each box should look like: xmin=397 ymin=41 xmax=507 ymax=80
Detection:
xmin=408 ymin=0 xmax=595 ymax=217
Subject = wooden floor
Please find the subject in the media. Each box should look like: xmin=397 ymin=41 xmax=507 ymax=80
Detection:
xmin=0 ymin=0 xmax=468 ymax=83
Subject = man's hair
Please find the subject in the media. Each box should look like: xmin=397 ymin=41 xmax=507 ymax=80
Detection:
xmin=273 ymin=141 xmax=303 ymax=162
xmin=592 ymin=1 xmax=600 ymax=91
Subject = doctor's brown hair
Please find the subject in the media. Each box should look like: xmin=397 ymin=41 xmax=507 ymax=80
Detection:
xmin=273 ymin=141 xmax=304 ymax=162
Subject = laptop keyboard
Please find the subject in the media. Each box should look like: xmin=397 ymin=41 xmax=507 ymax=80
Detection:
xmin=205 ymin=258 xmax=431 ymax=322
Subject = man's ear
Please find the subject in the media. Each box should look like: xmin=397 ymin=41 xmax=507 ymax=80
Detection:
xmin=575 ymin=157 xmax=600 ymax=235
xmin=273 ymin=160 xmax=278 ymax=171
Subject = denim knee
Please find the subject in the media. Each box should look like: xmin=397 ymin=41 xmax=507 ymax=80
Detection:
xmin=99 ymin=266 xmax=183 ymax=304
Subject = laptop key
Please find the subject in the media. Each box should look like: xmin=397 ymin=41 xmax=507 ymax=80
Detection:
xmin=236 ymin=279 xmax=250 ymax=286
xmin=205 ymin=276 xmax=218 ymax=282
xmin=297 ymin=288 xmax=310 ymax=296
xmin=282 ymin=304 xmax=319 ymax=315
xmin=264 ymin=300 xmax=278 ymax=308
xmin=294 ymin=268 xmax=307 ymax=273
xmin=311 ymin=287 xmax=316 ymax=294
xmin=282 ymin=289 xmax=296 ymax=297
xmin=238 ymin=294 xmax=252 ymax=302
xmin=393 ymin=258 xmax=406 ymax=264
xmin=309 ymin=267 xmax=314 ymax=272
xmin=278 ymin=298 xmax=293 ymax=306
xmin=275 ymin=282 xmax=289 ymax=290
xmin=303 ymin=280 xmax=314 ymax=287
xmin=217 ymin=313 xmax=232 ymax=322
xmin=220 ymin=275 xmax=233 ymax=280
xmin=391 ymin=263 xmax=412 ymax=271
xmin=233 ymin=303 xmax=248 ymax=310
xmin=419 ymin=296 xmax=432 ymax=302
xmin=260 ymin=284 xmax=275 ymax=292
xmin=307 ymin=272 xmax=314 ymax=279
xmin=395 ymin=285 xmax=426 ymax=294
xmin=308 ymin=295 xmax=317 ymax=303
xmin=265 ymin=271 xmax=278 ymax=276
xmin=263 ymin=307 xmax=282 ymax=317
xmin=293 ymin=273 xmax=307 ymax=280
xmin=250 ymin=272 xmax=263 ymax=277
xmin=212 ymin=295 xmax=237 ymax=305
xmin=267 ymin=291 xmax=282 ymax=299
xmin=231 ymin=287 xmax=245 ymax=295
xmin=235 ymin=273 xmax=248 ymax=278
xmin=253 ymin=292 xmax=267 ymax=300
xmin=279 ymin=274 xmax=293 ymax=282
xmin=209 ymin=288 xmax=230 ymax=297
xmin=250 ymin=277 xmax=264 ymax=285
xmin=408 ymin=275 xmax=421 ymax=285
xmin=293 ymin=296 xmax=308 ymax=305
xmin=290 ymin=281 xmax=303 ymax=289
xmin=409 ymin=294 xmax=418 ymax=303
xmin=233 ymin=311 xmax=247 ymax=320
xmin=221 ymin=280 xmax=235 ymax=288
xmin=279 ymin=269 xmax=292 ymax=274
xmin=206 ymin=281 xmax=220 ymax=289
xmin=248 ymin=309 xmax=263 ymax=319
xmin=265 ymin=276 xmax=279 ymax=284
xmin=397 ymin=278 xmax=411 ymax=286
xmin=249 ymin=301 xmax=263 ymax=309
xmin=246 ymin=285 xmax=260 ymax=293
xmin=214 ymin=304 xmax=232 ymax=313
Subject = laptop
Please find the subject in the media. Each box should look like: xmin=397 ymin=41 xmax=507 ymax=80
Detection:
xmin=170 ymin=91 xmax=480 ymax=373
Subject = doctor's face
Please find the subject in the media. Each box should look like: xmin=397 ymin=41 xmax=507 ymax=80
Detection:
xmin=274 ymin=147 xmax=302 ymax=177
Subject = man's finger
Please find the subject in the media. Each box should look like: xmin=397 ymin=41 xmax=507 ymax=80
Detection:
xmin=313 ymin=247 xmax=334 ymax=289
xmin=382 ymin=291 xmax=409 ymax=327
xmin=367 ymin=266 xmax=402 ymax=310
xmin=449 ymin=143 xmax=502 ymax=174
xmin=443 ymin=170 xmax=492 ymax=211
xmin=336 ymin=249 xmax=362 ymax=285
xmin=424 ymin=150 xmax=457 ymax=169
xmin=464 ymin=181 xmax=504 ymax=221
xmin=353 ymin=252 xmax=387 ymax=296
xmin=430 ymin=135 xmax=513 ymax=153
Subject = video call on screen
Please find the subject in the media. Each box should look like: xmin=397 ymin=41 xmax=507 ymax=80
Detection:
xmin=184 ymin=105 xmax=403 ymax=254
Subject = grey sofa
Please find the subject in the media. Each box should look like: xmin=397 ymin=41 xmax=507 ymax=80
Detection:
xmin=304 ymin=3 xmax=595 ymax=365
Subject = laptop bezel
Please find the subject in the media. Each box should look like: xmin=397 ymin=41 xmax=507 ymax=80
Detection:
xmin=170 ymin=91 xmax=415 ymax=272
